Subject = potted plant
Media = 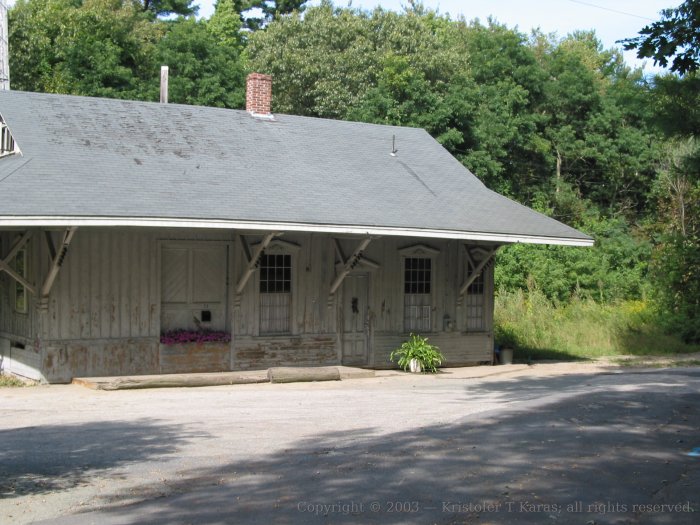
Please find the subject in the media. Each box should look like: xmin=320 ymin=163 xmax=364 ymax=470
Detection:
xmin=494 ymin=323 xmax=518 ymax=365
xmin=390 ymin=333 xmax=444 ymax=373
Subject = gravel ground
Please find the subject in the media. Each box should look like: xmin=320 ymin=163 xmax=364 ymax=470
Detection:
xmin=1 ymin=362 xmax=699 ymax=524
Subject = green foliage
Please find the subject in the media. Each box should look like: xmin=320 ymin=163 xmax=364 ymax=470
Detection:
xmin=233 ymin=0 xmax=307 ymax=31
xmin=0 ymin=374 xmax=31 ymax=387
xmin=495 ymin=289 xmax=699 ymax=360
xmin=649 ymin=139 xmax=700 ymax=343
xmin=390 ymin=333 xmax=444 ymax=373
xmin=9 ymin=0 xmax=161 ymax=97
xmin=494 ymin=323 xmax=519 ymax=349
xmin=9 ymin=0 xmax=246 ymax=107
xmin=620 ymin=0 xmax=700 ymax=75
xmin=140 ymin=0 xmax=198 ymax=17
xmin=496 ymin=202 xmax=652 ymax=303
xmin=153 ymin=16 xmax=245 ymax=107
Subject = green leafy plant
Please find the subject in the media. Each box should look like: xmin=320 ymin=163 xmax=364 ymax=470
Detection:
xmin=494 ymin=322 xmax=520 ymax=349
xmin=390 ymin=333 xmax=444 ymax=373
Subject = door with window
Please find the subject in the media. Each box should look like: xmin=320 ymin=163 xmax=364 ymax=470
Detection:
xmin=161 ymin=243 xmax=228 ymax=332
xmin=342 ymin=273 xmax=369 ymax=366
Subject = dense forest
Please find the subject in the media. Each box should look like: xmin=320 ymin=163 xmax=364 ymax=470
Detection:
xmin=8 ymin=0 xmax=700 ymax=351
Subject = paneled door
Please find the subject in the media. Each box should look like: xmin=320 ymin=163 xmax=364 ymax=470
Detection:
xmin=161 ymin=242 xmax=228 ymax=332
xmin=342 ymin=273 xmax=369 ymax=366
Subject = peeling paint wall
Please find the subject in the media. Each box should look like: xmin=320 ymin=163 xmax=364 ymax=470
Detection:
xmin=2 ymin=227 xmax=496 ymax=382
xmin=43 ymin=339 xmax=160 ymax=383
xmin=234 ymin=335 xmax=337 ymax=370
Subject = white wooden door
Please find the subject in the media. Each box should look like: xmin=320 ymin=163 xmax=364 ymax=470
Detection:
xmin=161 ymin=243 xmax=228 ymax=332
xmin=342 ymin=273 xmax=369 ymax=366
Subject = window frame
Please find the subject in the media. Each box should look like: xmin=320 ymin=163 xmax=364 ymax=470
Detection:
xmin=255 ymin=239 xmax=300 ymax=336
xmin=462 ymin=246 xmax=493 ymax=333
xmin=0 ymin=116 xmax=17 ymax=158
xmin=465 ymin=267 xmax=486 ymax=331
xmin=399 ymin=244 xmax=440 ymax=334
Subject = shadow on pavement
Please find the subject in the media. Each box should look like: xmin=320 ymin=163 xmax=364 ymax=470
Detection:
xmin=71 ymin=372 xmax=700 ymax=525
xmin=0 ymin=419 xmax=209 ymax=499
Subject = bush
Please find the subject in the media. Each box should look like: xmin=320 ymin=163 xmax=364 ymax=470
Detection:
xmin=390 ymin=334 xmax=444 ymax=373
xmin=494 ymin=289 xmax=699 ymax=360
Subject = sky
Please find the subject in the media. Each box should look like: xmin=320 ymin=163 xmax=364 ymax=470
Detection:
xmin=196 ymin=0 xmax=679 ymax=74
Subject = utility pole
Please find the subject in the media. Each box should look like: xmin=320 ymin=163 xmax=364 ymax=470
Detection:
xmin=0 ymin=0 xmax=9 ymax=90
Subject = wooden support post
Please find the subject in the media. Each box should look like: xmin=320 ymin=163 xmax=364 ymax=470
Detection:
xmin=5 ymin=230 xmax=32 ymax=264
xmin=40 ymin=227 xmax=77 ymax=300
xmin=0 ymin=230 xmax=35 ymax=294
xmin=459 ymin=247 xmax=497 ymax=296
xmin=329 ymin=237 xmax=371 ymax=295
xmin=235 ymin=232 xmax=276 ymax=294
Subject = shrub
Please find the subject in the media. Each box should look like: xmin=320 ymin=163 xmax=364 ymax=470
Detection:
xmin=390 ymin=334 xmax=444 ymax=373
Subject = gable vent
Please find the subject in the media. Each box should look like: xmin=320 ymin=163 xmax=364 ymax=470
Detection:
xmin=0 ymin=115 xmax=16 ymax=157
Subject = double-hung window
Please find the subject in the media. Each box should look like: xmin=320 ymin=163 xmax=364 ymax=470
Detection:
xmin=403 ymin=256 xmax=432 ymax=332
xmin=465 ymin=269 xmax=485 ymax=331
xmin=259 ymin=253 xmax=291 ymax=334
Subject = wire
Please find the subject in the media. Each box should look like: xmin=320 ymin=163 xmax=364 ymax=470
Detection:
xmin=564 ymin=0 xmax=655 ymax=21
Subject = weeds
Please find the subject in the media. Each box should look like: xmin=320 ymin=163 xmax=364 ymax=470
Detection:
xmin=0 ymin=373 xmax=31 ymax=387
xmin=495 ymin=289 xmax=700 ymax=361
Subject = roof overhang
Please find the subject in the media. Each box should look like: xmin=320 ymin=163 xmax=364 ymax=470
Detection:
xmin=0 ymin=216 xmax=595 ymax=246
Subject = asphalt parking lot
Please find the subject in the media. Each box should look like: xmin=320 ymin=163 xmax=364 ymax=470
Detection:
xmin=1 ymin=365 xmax=699 ymax=524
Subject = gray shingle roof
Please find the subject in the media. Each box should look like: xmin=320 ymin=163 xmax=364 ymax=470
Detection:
xmin=0 ymin=91 xmax=592 ymax=245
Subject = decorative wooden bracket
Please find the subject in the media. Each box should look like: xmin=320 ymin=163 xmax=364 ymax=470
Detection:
xmin=0 ymin=230 xmax=36 ymax=294
xmin=329 ymin=237 xmax=372 ymax=295
xmin=40 ymin=227 xmax=77 ymax=300
xmin=459 ymin=246 xmax=497 ymax=296
xmin=235 ymin=232 xmax=277 ymax=294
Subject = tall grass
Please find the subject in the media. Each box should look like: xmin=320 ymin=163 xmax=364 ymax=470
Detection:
xmin=494 ymin=289 xmax=699 ymax=360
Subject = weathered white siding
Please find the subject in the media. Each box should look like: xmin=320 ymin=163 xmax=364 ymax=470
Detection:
xmin=2 ymin=227 xmax=496 ymax=381
xmin=0 ymin=232 xmax=41 ymax=379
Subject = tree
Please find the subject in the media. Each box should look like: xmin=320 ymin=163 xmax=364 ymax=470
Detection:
xmin=9 ymin=0 xmax=161 ymax=98
xmin=226 ymin=0 xmax=306 ymax=31
xmin=9 ymin=0 xmax=246 ymax=106
xmin=139 ymin=0 xmax=198 ymax=17
xmin=649 ymin=139 xmax=700 ymax=342
xmin=153 ymin=13 xmax=245 ymax=107
xmin=621 ymin=0 xmax=700 ymax=75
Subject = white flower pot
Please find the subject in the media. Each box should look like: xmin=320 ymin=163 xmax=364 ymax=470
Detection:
xmin=500 ymin=348 xmax=514 ymax=365
xmin=409 ymin=358 xmax=423 ymax=373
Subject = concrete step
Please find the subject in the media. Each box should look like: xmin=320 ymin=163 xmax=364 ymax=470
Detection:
xmin=73 ymin=366 xmax=375 ymax=390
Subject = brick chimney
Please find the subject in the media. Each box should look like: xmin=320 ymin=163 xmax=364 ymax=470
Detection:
xmin=246 ymin=73 xmax=272 ymax=115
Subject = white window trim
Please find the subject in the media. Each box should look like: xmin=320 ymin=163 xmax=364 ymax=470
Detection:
xmin=399 ymin=244 xmax=439 ymax=334
xmin=462 ymin=245 xmax=492 ymax=333
xmin=256 ymin=239 xmax=300 ymax=336
xmin=0 ymin=116 xmax=18 ymax=158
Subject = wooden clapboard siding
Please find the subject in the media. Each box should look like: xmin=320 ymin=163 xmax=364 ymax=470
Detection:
xmin=234 ymin=335 xmax=336 ymax=370
xmin=160 ymin=343 xmax=230 ymax=374
xmin=234 ymin=233 xmax=336 ymax=337
xmin=1 ymin=226 xmax=499 ymax=381
xmin=46 ymin=230 xmax=159 ymax=340
xmin=43 ymin=339 xmax=160 ymax=383
xmin=44 ymin=229 xmax=237 ymax=342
